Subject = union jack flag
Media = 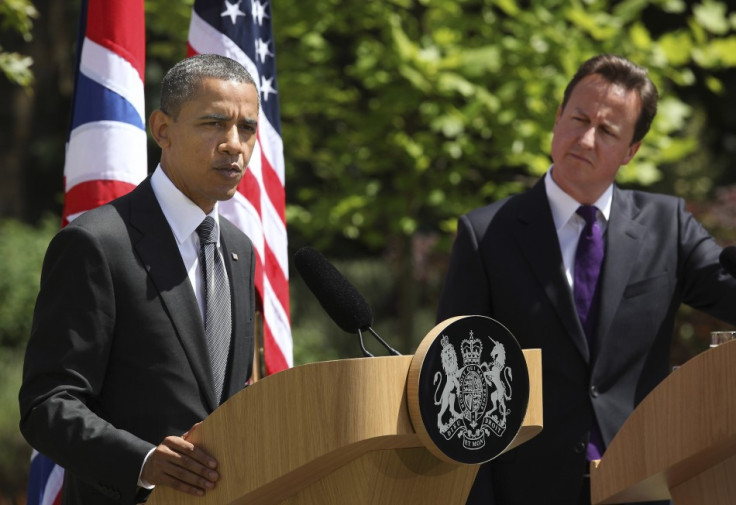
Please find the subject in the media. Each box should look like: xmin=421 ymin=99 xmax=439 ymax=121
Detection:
xmin=61 ymin=0 xmax=146 ymax=226
xmin=187 ymin=0 xmax=293 ymax=374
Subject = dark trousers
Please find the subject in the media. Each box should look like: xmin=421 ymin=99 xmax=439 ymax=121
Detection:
xmin=579 ymin=475 xmax=591 ymax=505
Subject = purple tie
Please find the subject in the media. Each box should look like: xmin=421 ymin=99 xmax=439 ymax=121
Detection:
xmin=574 ymin=205 xmax=604 ymax=342
xmin=573 ymin=205 xmax=605 ymax=460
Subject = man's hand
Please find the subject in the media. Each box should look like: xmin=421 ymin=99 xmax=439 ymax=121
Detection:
xmin=141 ymin=423 xmax=219 ymax=496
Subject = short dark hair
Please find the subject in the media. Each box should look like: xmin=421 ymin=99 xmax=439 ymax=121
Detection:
xmin=561 ymin=54 xmax=658 ymax=145
xmin=160 ymin=54 xmax=258 ymax=118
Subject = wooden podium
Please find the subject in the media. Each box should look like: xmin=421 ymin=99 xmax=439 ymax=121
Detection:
xmin=590 ymin=339 xmax=736 ymax=504
xmin=148 ymin=349 xmax=542 ymax=505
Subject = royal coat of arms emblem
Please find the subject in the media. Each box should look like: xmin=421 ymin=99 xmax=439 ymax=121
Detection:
xmin=408 ymin=315 xmax=531 ymax=464
xmin=434 ymin=331 xmax=514 ymax=450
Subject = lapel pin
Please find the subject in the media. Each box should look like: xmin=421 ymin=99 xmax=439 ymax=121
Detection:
xmin=232 ymin=253 xmax=239 ymax=261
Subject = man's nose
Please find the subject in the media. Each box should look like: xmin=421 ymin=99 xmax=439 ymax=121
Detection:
xmin=220 ymin=126 xmax=242 ymax=153
xmin=578 ymin=126 xmax=596 ymax=149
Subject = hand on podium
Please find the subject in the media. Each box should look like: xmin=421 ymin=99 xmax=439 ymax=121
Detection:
xmin=140 ymin=422 xmax=220 ymax=497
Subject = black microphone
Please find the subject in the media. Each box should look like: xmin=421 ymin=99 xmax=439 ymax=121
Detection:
xmin=294 ymin=246 xmax=400 ymax=357
xmin=720 ymin=246 xmax=736 ymax=278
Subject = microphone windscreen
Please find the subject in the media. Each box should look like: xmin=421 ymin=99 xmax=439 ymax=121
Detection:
xmin=720 ymin=246 xmax=736 ymax=278
xmin=294 ymin=247 xmax=374 ymax=333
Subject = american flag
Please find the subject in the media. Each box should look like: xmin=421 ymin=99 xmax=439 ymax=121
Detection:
xmin=187 ymin=0 xmax=293 ymax=374
xmin=27 ymin=0 xmax=146 ymax=502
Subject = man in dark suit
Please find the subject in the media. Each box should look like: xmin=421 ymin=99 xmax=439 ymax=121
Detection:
xmin=19 ymin=54 xmax=259 ymax=504
xmin=437 ymin=54 xmax=736 ymax=504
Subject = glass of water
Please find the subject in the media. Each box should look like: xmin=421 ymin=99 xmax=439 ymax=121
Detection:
xmin=710 ymin=331 xmax=736 ymax=348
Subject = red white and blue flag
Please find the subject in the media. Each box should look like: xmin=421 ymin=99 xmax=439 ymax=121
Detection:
xmin=26 ymin=450 xmax=63 ymax=505
xmin=61 ymin=0 xmax=147 ymax=226
xmin=187 ymin=0 xmax=293 ymax=374
xmin=27 ymin=0 xmax=146 ymax=502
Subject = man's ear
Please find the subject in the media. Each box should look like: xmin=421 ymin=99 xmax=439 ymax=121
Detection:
xmin=622 ymin=140 xmax=642 ymax=165
xmin=149 ymin=109 xmax=171 ymax=148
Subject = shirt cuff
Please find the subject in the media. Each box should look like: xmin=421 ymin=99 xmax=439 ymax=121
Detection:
xmin=137 ymin=447 xmax=157 ymax=489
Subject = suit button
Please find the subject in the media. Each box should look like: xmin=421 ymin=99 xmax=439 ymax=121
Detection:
xmin=590 ymin=385 xmax=599 ymax=398
xmin=574 ymin=442 xmax=586 ymax=454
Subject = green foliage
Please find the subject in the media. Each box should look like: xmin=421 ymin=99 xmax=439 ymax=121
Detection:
xmin=0 ymin=217 xmax=55 ymax=498
xmin=274 ymin=0 xmax=736 ymax=248
xmin=145 ymin=0 xmax=194 ymax=61
xmin=0 ymin=0 xmax=38 ymax=87
xmin=0 ymin=0 xmax=36 ymax=39
xmin=0 ymin=348 xmax=31 ymax=496
xmin=0 ymin=217 xmax=56 ymax=348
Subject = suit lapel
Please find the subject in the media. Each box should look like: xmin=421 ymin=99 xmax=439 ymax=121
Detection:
xmin=594 ymin=187 xmax=646 ymax=360
xmin=513 ymin=180 xmax=590 ymax=361
xmin=129 ymin=179 xmax=218 ymax=411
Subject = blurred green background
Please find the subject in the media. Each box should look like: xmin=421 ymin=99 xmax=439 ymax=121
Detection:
xmin=2 ymin=0 xmax=736 ymax=502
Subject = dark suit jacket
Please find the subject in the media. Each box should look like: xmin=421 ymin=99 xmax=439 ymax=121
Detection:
xmin=19 ymin=178 xmax=255 ymax=505
xmin=437 ymin=178 xmax=736 ymax=504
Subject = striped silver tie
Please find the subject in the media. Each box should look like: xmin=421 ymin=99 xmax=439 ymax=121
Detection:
xmin=196 ymin=216 xmax=232 ymax=404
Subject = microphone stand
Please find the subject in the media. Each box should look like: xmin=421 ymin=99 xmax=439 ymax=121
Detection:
xmin=356 ymin=329 xmax=374 ymax=357
xmin=357 ymin=327 xmax=401 ymax=357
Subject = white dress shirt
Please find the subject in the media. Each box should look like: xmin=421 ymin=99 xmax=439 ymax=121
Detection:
xmin=544 ymin=166 xmax=612 ymax=289
xmin=150 ymin=164 xmax=226 ymax=321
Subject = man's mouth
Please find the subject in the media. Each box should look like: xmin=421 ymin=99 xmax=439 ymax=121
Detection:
xmin=214 ymin=162 xmax=242 ymax=174
xmin=569 ymin=152 xmax=592 ymax=165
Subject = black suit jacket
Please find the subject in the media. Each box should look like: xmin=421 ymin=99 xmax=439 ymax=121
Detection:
xmin=19 ymin=178 xmax=255 ymax=504
xmin=438 ymin=178 xmax=736 ymax=504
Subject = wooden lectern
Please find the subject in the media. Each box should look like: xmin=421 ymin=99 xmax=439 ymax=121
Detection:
xmin=148 ymin=350 xmax=542 ymax=505
xmin=590 ymin=339 xmax=736 ymax=504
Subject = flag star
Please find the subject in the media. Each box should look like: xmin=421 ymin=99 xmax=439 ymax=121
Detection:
xmin=252 ymin=0 xmax=269 ymax=26
xmin=255 ymin=38 xmax=274 ymax=64
xmin=260 ymin=75 xmax=277 ymax=102
xmin=221 ymin=0 xmax=246 ymax=25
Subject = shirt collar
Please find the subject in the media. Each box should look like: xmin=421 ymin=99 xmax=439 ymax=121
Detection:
xmin=544 ymin=165 xmax=612 ymax=231
xmin=150 ymin=164 xmax=220 ymax=245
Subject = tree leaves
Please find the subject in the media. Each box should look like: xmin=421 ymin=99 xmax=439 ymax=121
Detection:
xmin=273 ymin=0 xmax=736 ymax=250
xmin=0 ymin=0 xmax=38 ymax=87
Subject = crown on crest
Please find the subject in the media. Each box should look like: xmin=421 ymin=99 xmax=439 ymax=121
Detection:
xmin=440 ymin=334 xmax=450 ymax=348
xmin=461 ymin=330 xmax=482 ymax=365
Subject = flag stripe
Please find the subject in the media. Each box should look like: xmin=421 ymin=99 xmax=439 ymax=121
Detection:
xmin=64 ymin=122 xmax=147 ymax=190
xmin=264 ymin=243 xmax=290 ymax=316
xmin=84 ymin=0 xmax=145 ymax=80
xmin=71 ymin=73 xmax=145 ymax=130
xmin=63 ymin=179 xmax=139 ymax=217
xmin=224 ymin=192 xmax=264 ymax=256
xmin=259 ymin=142 xmax=286 ymax=221
xmin=262 ymin=194 xmax=288 ymax=278
xmin=256 ymin=107 xmax=285 ymax=183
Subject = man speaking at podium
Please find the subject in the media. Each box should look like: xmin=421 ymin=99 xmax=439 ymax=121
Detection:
xmin=437 ymin=54 xmax=736 ymax=504
xmin=19 ymin=54 xmax=257 ymax=504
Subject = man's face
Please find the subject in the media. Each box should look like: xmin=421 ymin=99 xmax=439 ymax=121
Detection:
xmin=152 ymin=77 xmax=259 ymax=213
xmin=550 ymin=73 xmax=642 ymax=204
